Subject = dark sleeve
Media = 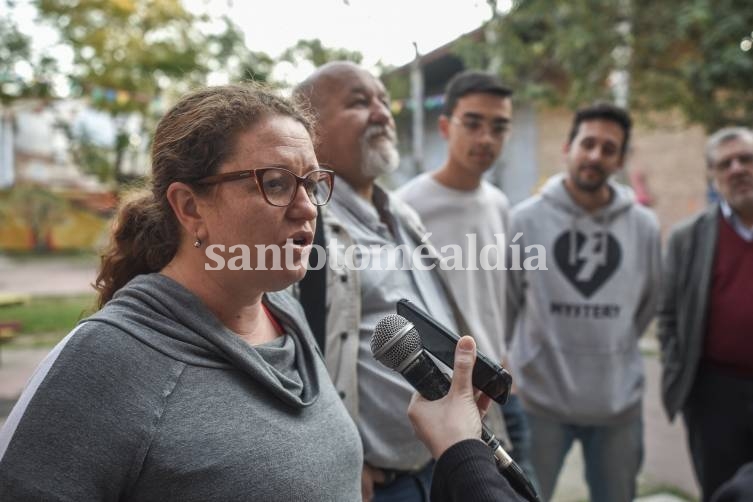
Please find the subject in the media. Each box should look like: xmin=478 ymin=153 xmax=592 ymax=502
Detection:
xmin=0 ymin=324 xmax=179 ymax=501
xmin=656 ymin=228 xmax=682 ymax=419
xmin=711 ymin=462 xmax=753 ymax=502
xmin=431 ymin=439 xmax=525 ymax=502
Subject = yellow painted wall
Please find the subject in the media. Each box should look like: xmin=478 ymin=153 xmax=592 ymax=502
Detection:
xmin=0 ymin=207 xmax=109 ymax=251
xmin=0 ymin=217 xmax=32 ymax=251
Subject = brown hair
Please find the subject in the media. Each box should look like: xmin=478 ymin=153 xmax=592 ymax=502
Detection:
xmin=94 ymin=84 xmax=314 ymax=308
xmin=567 ymin=102 xmax=632 ymax=159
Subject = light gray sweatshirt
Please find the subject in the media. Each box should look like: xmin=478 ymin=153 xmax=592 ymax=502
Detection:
xmin=506 ymin=174 xmax=661 ymax=425
xmin=0 ymin=274 xmax=362 ymax=501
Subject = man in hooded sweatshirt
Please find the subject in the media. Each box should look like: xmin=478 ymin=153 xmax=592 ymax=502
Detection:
xmin=505 ymin=102 xmax=661 ymax=502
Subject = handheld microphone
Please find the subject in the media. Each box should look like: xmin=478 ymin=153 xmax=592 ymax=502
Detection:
xmin=371 ymin=314 xmax=541 ymax=502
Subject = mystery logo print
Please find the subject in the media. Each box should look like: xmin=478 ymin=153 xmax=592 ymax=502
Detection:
xmin=554 ymin=231 xmax=622 ymax=298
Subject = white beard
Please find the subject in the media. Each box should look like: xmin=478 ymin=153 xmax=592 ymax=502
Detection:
xmin=360 ymin=125 xmax=399 ymax=178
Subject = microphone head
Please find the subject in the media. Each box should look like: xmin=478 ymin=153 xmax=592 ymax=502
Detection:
xmin=371 ymin=314 xmax=422 ymax=370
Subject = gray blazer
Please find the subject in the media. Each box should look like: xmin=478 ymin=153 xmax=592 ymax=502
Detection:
xmin=658 ymin=204 xmax=719 ymax=420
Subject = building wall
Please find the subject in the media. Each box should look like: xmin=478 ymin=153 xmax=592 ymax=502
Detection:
xmin=0 ymin=194 xmax=111 ymax=252
xmin=533 ymin=108 xmax=708 ymax=238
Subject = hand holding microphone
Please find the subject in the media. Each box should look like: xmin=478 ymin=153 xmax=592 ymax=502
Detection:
xmin=371 ymin=314 xmax=540 ymax=502
xmin=407 ymin=335 xmax=491 ymax=459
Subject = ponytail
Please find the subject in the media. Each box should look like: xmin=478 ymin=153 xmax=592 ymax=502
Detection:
xmin=94 ymin=189 xmax=179 ymax=308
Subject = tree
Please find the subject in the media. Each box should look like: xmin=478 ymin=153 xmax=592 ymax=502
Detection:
xmin=1 ymin=185 xmax=68 ymax=252
xmin=0 ymin=9 xmax=56 ymax=104
xmin=630 ymin=0 xmax=753 ymax=131
xmin=280 ymin=38 xmax=363 ymax=67
xmin=34 ymin=0 xmax=257 ymax=181
xmin=210 ymin=16 xmax=275 ymax=84
xmin=456 ymin=0 xmax=753 ymax=132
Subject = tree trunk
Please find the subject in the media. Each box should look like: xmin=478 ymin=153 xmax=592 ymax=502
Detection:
xmin=114 ymin=130 xmax=128 ymax=184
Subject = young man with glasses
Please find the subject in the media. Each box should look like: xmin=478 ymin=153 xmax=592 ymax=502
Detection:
xmin=659 ymin=127 xmax=753 ymax=502
xmin=396 ymin=70 xmax=536 ymax=484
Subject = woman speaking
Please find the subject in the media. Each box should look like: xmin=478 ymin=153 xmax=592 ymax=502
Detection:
xmin=0 ymin=85 xmax=362 ymax=501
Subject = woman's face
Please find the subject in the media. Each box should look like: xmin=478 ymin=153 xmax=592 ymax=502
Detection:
xmin=199 ymin=115 xmax=319 ymax=293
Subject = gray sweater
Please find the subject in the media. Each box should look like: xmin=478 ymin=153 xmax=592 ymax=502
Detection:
xmin=506 ymin=174 xmax=661 ymax=425
xmin=0 ymin=274 xmax=362 ymax=501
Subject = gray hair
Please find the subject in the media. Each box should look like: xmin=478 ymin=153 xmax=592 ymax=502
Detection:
xmin=705 ymin=127 xmax=753 ymax=169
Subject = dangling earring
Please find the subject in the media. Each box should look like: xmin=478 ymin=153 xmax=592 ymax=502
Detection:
xmin=193 ymin=234 xmax=202 ymax=248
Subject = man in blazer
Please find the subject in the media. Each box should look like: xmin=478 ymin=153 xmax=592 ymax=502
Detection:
xmin=659 ymin=127 xmax=753 ymax=502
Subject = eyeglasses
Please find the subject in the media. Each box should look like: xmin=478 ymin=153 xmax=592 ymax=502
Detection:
xmin=713 ymin=153 xmax=753 ymax=173
xmin=195 ymin=167 xmax=335 ymax=207
xmin=450 ymin=116 xmax=510 ymax=138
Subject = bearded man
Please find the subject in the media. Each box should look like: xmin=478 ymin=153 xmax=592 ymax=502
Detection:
xmin=294 ymin=62 xmax=489 ymax=502
xmin=505 ymin=102 xmax=661 ymax=502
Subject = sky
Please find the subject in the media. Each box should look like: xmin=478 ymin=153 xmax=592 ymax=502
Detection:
xmin=221 ymin=0 xmax=497 ymax=67
xmin=10 ymin=0 xmax=505 ymax=89
xmin=187 ymin=0 xmax=503 ymax=84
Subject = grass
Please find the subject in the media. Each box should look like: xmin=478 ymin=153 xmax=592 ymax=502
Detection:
xmin=0 ymin=294 xmax=96 ymax=347
xmin=638 ymin=483 xmax=698 ymax=501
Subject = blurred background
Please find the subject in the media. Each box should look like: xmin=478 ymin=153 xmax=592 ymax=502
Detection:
xmin=1 ymin=1 xmax=752 ymax=500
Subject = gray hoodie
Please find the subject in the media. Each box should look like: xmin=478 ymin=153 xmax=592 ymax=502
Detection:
xmin=0 ymin=274 xmax=362 ymax=501
xmin=506 ymin=174 xmax=661 ymax=425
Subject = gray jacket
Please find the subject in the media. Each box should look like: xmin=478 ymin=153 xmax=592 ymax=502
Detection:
xmin=320 ymin=193 xmax=472 ymax=418
xmin=318 ymin=188 xmax=509 ymax=443
xmin=0 ymin=274 xmax=362 ymax=501
xmin=658 ymin=205 xmax=719 ymax=420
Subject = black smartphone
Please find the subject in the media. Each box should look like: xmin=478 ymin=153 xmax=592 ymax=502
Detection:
xmin=396 ymin=298 xmax=512 ymax=405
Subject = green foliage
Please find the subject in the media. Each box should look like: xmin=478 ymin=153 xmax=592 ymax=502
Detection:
xmin=208 ymin=15 xmax=275 ymax=85
xmin=32 ymin=0 xmax=266 ymax=181
xmin=455 ymin=0 xmax=625 ymax=107
xmin=379 ymin=63 xmax=410 ymax=102
xmin=237 ymin=51 xmax=276 ymax=84
xmin=0 ymin=15 xmax=31 ymax=104
xmin=70 ymin=133 xmax=114 ymax=182
xmin=0 ymin=9 xmax=56 ymax=104
xmin=631 ymin=0 xmax=753 ymax=131
xmin=458 ymin=0 xmax=753 ymax=131
xmin=281 ymin=38 xmax=363 ymax=67
xmin=35 ymin=0 xmax=209 ymax=115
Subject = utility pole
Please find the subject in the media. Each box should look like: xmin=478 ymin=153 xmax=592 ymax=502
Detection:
xmin=612 ymin=0 xmax=632 ymax=108
xmin=410 ymin=42 xmax=424 ymax=174
xmin=486 ymin=0 xmax=502 ymax=73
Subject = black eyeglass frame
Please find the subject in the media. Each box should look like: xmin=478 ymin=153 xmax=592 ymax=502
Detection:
xmin=194 ymin=167 xmax=335 ymax=207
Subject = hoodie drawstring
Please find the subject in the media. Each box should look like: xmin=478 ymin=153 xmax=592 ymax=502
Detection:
xmin=569 ymin=216 xmax=578 ymax=266
xmin=600 ymin=214 xmax=609 ymax=266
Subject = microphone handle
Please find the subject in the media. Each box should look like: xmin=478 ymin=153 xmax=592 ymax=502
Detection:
xmin=401 ymin=351 xmax=452 ymax=400
xmin=402 ymin=352 xmax=540 ymax=501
